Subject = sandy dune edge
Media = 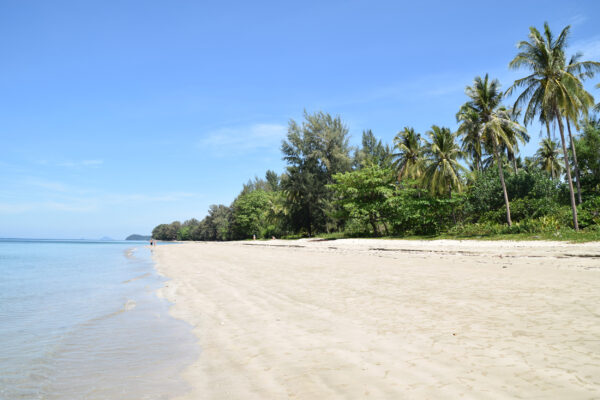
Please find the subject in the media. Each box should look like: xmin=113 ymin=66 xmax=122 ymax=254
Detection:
xmin=153 ymin=239 xmax=600 ymax=399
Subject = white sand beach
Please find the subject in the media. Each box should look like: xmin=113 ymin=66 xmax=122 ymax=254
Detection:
xmin=154 ymin=239 xmax=600 ymax=399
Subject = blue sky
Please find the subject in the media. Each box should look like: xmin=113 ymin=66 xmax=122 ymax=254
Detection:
xmin=1 ymin=1 xmax=599 ymax=239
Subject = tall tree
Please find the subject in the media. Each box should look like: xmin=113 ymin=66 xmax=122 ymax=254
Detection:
xmin=230 ymin=189 xmax=271 ymax=239
xmin=456 ymin=106 xmax=483 ymax=172
xmin=281 ymin=111 xmax=352 ymax=235
xmin=535 ymin=138 xmax=563 ymax=179
xmin=507 ymin=23 xmax=600 ymax=230
xmin=566 ymin=54 xmax=598 ymax=203
xmin=462 ymin=74 xmax=527 ymax=226
xmin=573 ymin=116 xmax=600 ymax=191
xmin=392 ymin=127 xmax=424 ymax=181
xmin=422 ymin=126 xmax=465 ymax=197
xmin=265 ymin=170 xmax=281 ymax=191
xmin=540 ymin=109 xmax=556 ymax=141
xmin=205 ymin=205 xmax=232 ymax=241
xmin=330 ymin=165 xmax=395 ymax=236
xmin=503 ymin=107 xmax=530 ymax=174
xmin=355 ymin=130 xmax=392 ymax=168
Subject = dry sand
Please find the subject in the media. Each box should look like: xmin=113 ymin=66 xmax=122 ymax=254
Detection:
xmin=153 ymin=239 xmax=600 ymax=399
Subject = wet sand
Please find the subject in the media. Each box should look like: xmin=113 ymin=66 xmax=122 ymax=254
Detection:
xmin=154 ymin=239 xmax=600 ymax=399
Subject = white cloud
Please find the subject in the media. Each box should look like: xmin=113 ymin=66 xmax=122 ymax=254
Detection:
xmin=571 ymin=36 xmax=600 ymax=60
xmin=0 ymin=200 xmax=96 ymax=214
xmin=103 ymin=192 xmax=199 ymax=204
xmin=24 ymin=178 xmax=69 ymax=192
xmin=424 ymin=82 xmax=466 ymax=97
xmin=44 ymin=200 xmax=98 ymax=212
xmin=315 ymin=72 xmax=476 ymax=111
xmin=57 ymin=159 xmax=104 ymax=168
xmin=0 ymin=176 xmax=202 ymax=215
xmin=82 ymin=159 xmax=103 ymax=166
xmin=568 ymin=14 xmax=587 ymax=28
xmin=0 ymin=203 xmax=36 ymax=213
xmin=198 ymin=123 xmax=287 ymax=155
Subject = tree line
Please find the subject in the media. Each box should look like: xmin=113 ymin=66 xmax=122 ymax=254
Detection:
xmin=152 ymin=23 xmax=600 ymax=241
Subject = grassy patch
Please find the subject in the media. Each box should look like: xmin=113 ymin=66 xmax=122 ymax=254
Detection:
xmin=291 ymin=229 xmax=600 ymax=243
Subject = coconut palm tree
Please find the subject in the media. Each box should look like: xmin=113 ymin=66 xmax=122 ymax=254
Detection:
xmin=523 ymin=156 xmax=536 ymax=172
xmin=535 ymin=138 xmax=563 ymax=179
xmin=392 ymin=127 xmax=424 ymax=182
xmin=503 ymin=107 xmax=530 ymax=173
xmin=539 ymin=109 xmax=556 ymax=141
xmin=422 ymin=126 xmax=465 ymax=197
xmin=456 ymin=105 xmax=483 ymax=172
xmin=565 ymin=54 xmax=597 ymax=203
xmin=461 ymin=74 xmax=527 ymax=226
xmin=507 ymin=23 xmax=600 ymax=231
xmin=564 ymin=107 xmax=589 ymax=204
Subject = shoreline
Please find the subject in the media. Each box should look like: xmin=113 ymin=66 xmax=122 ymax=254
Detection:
xmin=154 ymin=239 xmax=600 ymax=399
xmin=0 ymin=240 xmax=196 ymax=400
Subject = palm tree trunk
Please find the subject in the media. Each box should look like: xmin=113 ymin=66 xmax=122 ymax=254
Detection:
xmin=566 ymin=118 xmax=582 ymax=204
xmin=556 ymin=114 xmax=579 ymax=231
xmin=472 ymin=155 xmax=481 ymax=173
xmin=509 ymin=150 xmax=518 ymax=174
xmin=397 ymin=162 xmax=407 ymax=185
xmin=545 ymin=120 xmax=552 ymax=140
xmin=494 ymin=140 xmax=512 ymax=226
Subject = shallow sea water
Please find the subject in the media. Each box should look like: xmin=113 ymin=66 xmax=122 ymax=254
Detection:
xmin=0 ymin=239 xmax=197 ymax=399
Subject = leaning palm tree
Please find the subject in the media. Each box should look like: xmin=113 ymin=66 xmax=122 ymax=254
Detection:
xmin=506 ymin=23 xmax=600 ymax=231
xmin=422 ymin=126 xmax=465 ymax=197
xmin=596 ymin=83 xmax=600 ymax=112
xmin=392 ymin=127 xmax=424 ymax=182
xmin=536 ymin=138 xmax=563 ymax=179
xmin=462 ymin=74 xmax=527 ymax=226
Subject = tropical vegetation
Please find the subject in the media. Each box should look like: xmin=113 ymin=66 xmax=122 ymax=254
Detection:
xmin=152 ymin=23 xmax=600 ymax=242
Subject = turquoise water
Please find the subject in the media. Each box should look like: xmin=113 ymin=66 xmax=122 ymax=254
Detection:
xmin=0 ymin=239 xmax=197 ymax=399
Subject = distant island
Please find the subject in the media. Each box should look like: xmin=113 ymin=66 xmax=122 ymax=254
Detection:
xmin=125 ymin=234 xmax=151 ymax=241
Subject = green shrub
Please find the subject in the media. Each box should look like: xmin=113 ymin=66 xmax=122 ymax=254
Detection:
xmin=479 ymin=197 xmax=561 ymax=224
xmin=577 ymin=197 xmax=600 ymax=229
xmin=464 ymin=169 xmax=561 ymax=221
xmin=447 ymin=222 xmax=504 ymax=236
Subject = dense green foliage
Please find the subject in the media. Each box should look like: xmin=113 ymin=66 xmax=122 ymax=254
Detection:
xmin=507 ymin=23 xmax=600 ymax=230
xmin=329 ymin=165 xmax=396 ymax=235
xmin=280 ymin=111 xmax=353 ymax=235
xmin=574 ymin=117 xmax=600 ymax=194
xmin=152 ymin=23 xmax=600 ymax=242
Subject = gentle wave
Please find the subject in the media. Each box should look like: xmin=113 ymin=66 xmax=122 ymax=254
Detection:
xmin=0 ymin=239 xmax=197 ymax=400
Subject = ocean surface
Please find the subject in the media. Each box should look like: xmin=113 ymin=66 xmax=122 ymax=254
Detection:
xmin=0 ymin=239 xmax=197 ymax=400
